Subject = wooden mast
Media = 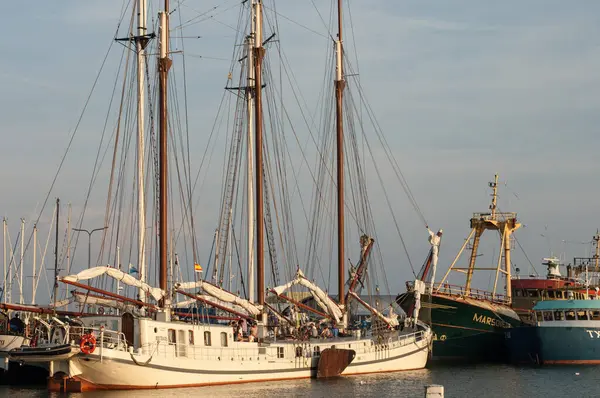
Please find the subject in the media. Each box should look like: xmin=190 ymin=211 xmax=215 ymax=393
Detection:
xmin=252 ymin=0 xmax=266 ymax=319
xmin=335 ymin=0 xmax=346 ymax=310
xmin=158 ymin=0 xmax=171 ymax=307
xmin=53 ymin=198 xmax=60 ymax=310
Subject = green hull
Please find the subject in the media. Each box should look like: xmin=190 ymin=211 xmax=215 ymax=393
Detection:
xmin=397 ymin=292 xmax=521 ymax=362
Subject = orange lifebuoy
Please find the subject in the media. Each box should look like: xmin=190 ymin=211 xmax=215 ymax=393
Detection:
xmin=80 ymin=334 xmax=96 ymax=355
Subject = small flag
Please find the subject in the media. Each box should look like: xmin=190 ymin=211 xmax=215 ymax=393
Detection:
xmin=129 ymin=264 xmax=139 ymax=275
xmin=194 ymin=263 xmax=203 ymax=273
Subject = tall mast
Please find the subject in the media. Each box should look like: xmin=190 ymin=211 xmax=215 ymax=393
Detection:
xmin=246 ymin=2 xmax=256 ymax=303
xmin=53 ymin=198 xmax=60 ymax=309
xmin=19 ymin=218 xmax=24 ymax=304
xmin=32 ymin=224 xmax=37 ymax=305
xmin=66 ymin=203 xmax=72 ymax=274
xmin=136 ymin=0 xmax=148 ymax=303
xmin=490 ymin=174 xmax=498 ymax=220
xmin=252 ymin=0 xmax=266 ymax=317
xmin=2 ymin=218 xmax=6 ymax=304
xmin=594 ymin=231 xmax=600 ymax=271
xmin=158 ymin=0 xmax=171 ymax=307
xmin=335 ymin=0 xmax=346 ymax=308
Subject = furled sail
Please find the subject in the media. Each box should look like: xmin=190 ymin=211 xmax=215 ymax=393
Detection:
xmin=176 ymin=280 xmax=261 ymax=316
xmin=348 ymin=291 xmax=399 ymax=328
xmin=272 ymin=269 xmax=343 ymax=323
xmin=62 ymin=266 xmax=165 ymax=301
xmin=48 ymin=298 xmax=73 ymax=309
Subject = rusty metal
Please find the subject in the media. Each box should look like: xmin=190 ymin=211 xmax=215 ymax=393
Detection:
xmin=346 ymin=238 xmax=374 ymax=300
xmin=317 ymin=347 xmax=355 ymax=378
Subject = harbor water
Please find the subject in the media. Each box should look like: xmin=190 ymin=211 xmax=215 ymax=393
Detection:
xmin=2 ymin=364 xmax=597 ymax=397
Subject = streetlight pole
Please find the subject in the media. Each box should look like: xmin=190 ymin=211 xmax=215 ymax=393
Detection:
xmin=73 ymin=226 xmax=107 ymax=285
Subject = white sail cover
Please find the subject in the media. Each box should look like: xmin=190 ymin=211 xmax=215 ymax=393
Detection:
xmin=272 ymin=269 xmax=343 ymax=323
xmin=176 ymin=280 xmax=261 ymax=316
xmin=49 ymin=298 xmax=73 ymax=309
xmin=173 ymin=299 xmax=197 ymax=308
xmin=348 ymin=291 xmax=399 ymax=327
xmin=62 ymin=266 xmax=165 ymax=302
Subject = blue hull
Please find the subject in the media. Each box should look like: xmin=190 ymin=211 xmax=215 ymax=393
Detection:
xmin=506 ymin=325 xmax=600 ymax=365
xmin=505 ymin=326 xmax=539 ymax=364
xmin=537 ymin=326 xmax=600 ymax=364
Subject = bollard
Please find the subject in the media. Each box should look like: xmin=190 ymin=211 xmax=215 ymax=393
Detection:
xmin=425 ymin=384 xmax=444 ymax=398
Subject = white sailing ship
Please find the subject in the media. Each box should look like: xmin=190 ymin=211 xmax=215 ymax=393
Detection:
xmin=12 ymin=0 xmax=432 ymax=391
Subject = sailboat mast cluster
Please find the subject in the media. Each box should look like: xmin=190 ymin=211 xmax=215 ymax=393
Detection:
xmin=1 ymin=1 xmax=434 ymax=391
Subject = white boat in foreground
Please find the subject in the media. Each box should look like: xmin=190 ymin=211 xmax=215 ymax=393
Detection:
xmin=25 ymin=316 xmax=430 ymax=391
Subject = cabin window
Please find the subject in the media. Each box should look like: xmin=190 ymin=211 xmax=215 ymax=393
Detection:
xmin=295 ymin=346 xmax=303 ymax=357
xmin=204 ymin=331 xmax=212 ymax=346
xmin=168 ymin=329 xmax=176 ymax=344
xmin=542 ymin=311 xmax=553 ymax=322
xmin=515 ymin=289 xmax=523 ymax=297
xmin=527 ymin=290 xmax=539 ymax=298
xmin=277 ymin=347 xmax=284 ymax=358
xmin=554 ymin=311 xmax=564 ymax=321
xmin=591 ymin=311 xmax=600 ymax=321
xmin=220 ymin=332 xmax=228 ymax=347
xmin=189 ymin=330 xmax=194 ymax=345
xmin=576 ymin=311 xmax=588 ymax=321
xmin=547 ymin=290 xmax=555 ymax=299
xmin=565 ymin=311 xmax=576 ymax=321
xmin=536 ymin=312 xmax=543 ymax=322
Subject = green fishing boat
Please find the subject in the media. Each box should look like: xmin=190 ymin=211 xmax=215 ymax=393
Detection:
xmin=397 ymin=175 xmax=523 ymax=362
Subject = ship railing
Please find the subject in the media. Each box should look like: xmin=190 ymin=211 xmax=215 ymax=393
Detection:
xmin=436 ymin=283 xmax=511 ymax=305
xmin=63 ymin=325 xmax=128 ymax=351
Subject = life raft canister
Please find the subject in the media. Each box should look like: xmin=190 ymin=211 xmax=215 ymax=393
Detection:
xmin=80 ymin=333 xmax=97 ymax=354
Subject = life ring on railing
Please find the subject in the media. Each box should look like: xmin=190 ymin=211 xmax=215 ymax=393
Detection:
xmin=80 ymin=334 xmax=97 ymax=355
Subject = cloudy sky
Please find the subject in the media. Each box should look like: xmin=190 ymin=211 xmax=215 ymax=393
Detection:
xmin=1 ymin=1 xmax=600 ymax=303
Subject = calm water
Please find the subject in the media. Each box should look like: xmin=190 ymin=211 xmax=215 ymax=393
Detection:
xmin=2 ymin=364 xmax=598 ymax=398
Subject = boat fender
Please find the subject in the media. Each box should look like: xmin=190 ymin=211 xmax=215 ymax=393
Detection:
xmin=80 ymin=334 xmax=97 ymax=355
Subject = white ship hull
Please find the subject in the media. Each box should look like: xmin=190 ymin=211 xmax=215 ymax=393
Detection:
xmin=44 ymin=319 xmax=431 ymax=391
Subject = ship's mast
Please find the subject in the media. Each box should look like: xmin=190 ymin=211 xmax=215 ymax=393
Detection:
xmin=158 ymin=0 xmax=172 ymax=309
xmin=335 ymin=0 xmax=346 ymax=312
xmin=594 ymin=231 xmax=600 ymax=271
xmin=2 ymin=218 xmax=6 ymax=304
xmin=32 ymin=224 xmax=37 ymax=305
xmin=437 ymin=175 xmax=521 ymax=303
xmin=19 ymin=218 xmax=24 ymax=304
xmin=252 ymin=0 xmax=266 ymax=323
xmin=136 ymin=0 xmax=148 ymax=304
xmin=53 ymin=198 xmax=60 ymax=309
xmin=246 ymin=1 xmax=256 ymax=303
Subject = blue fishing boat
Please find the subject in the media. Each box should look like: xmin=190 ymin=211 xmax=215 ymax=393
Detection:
xmin=506 ymin=299 xmax=600 ymax=365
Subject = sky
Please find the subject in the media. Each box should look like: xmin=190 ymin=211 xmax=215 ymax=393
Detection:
xmin=1 ymin=0 xmax=600 ymax=304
